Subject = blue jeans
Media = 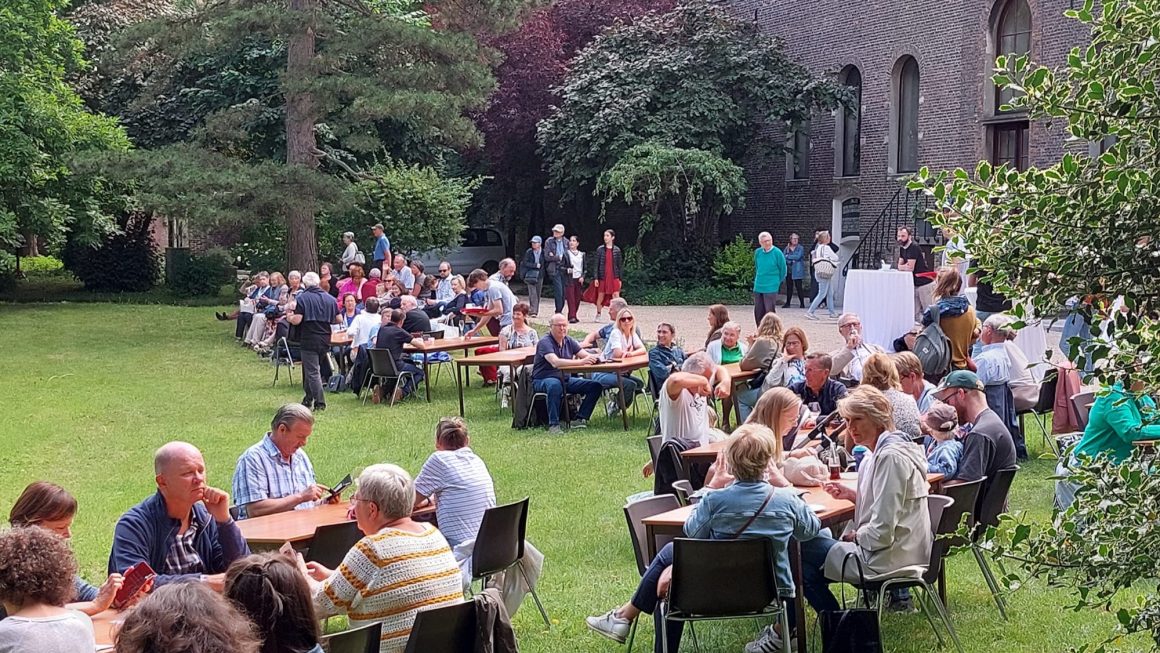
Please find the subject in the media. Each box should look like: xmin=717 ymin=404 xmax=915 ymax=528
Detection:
xmin=799 ymin=535 xmax=841 ymax=613
xmin=630 ymin=542 xmax=686 ymax=653
xmin=551 ymin=271 xmax=567 ymax=313
xmin=532 ymin=376 xmax=603 ymax=425
xmin=736 ymin=385 xmax=763 ymax=423
xmin=808 ymin=277 xmax=837 ymax=317
xmin=590 ymin=372 xmax=644 ymax=408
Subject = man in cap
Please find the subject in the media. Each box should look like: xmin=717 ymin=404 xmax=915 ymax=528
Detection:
xmin=544 ymin=224 xmax=571 ymax=314
xmin=370 ymin=223 xmax=391 ymax=275
xmin=932 ymin=370 xmax=1017 ymax=487
xmin=521 ymin=235 xmax=546 ymax=316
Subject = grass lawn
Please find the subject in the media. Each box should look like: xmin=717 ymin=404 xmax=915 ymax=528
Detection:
xmin=0 ymin=302 xmax=1143 ymax=652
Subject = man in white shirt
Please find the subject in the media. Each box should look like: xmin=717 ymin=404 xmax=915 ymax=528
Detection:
xmin=975 ymin=314 xmax=1012 ymax=387
xmin=345 ymin=297 xmax=382 ymax=361
xmin=829 ymin=313 xmax=884 ymax=385
xmin=413 ymin=417 xmax=496 ymax=550
xmin=392 ymin=254 xmax=415 ymax=292
xmin=659 ymin=353 xmax=732 ymax=448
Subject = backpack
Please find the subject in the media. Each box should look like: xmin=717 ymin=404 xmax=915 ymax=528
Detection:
xmin=327 ymin=373 xmax=347 ymax=392
xmin=913 ymin=302 xmax=951 ymax=379
xmin=512 ymin=366 xmax=548 ymax=429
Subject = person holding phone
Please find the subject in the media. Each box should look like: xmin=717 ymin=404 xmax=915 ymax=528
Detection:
xmin=232 ymin=404 xmax=339 ymax=519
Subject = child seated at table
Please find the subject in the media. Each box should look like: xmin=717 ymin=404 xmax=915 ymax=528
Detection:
xmin=923 ymin=401 xmax=964 ymax=479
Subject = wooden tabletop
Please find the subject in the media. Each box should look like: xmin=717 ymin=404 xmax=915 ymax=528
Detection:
xmin=236 ymin=502 xmax=353 ymax=546
xmin=330 ymin=331 xmax=352 ymax=346
xmin=456 ymin=346 xmax=536 ymax=367
xmin=406 ymin=335 xmax=498 ymax=352
xmin=582 ymin=353 xmax=650 ymax=373
xmin=681 ymin=438 xmax=823 ymax=462
xmin=722 ymin=362 xmax=760 ymax=382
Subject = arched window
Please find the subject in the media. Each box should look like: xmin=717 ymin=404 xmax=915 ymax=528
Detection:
xmin=995 ymin=0 xmax=1031 ymax=112
xmin=837 ymin=66 xmax=862 ymax=177
xmin=895 ymin=56 xmax=920 ymax=173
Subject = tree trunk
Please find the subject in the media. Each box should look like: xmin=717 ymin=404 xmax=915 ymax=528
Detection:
xmin=285 ymin=0 xmax=319 ymax=272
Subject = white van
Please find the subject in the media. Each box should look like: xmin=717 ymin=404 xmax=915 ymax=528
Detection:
xmin=415 ymin=227 xmax=506 ymax=274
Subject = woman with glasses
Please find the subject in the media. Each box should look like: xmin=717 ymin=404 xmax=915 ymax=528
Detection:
xmin=590 ymin=308 xmax=647 ymax=416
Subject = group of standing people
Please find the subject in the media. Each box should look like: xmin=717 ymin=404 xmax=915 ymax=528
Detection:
xmin=751 ymin=229 xmax=842 ymax=325
xmin=517 ymin=225 xmax=623 ymax=323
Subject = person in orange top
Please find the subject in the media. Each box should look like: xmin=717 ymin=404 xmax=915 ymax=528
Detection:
xmin=920 ymin=266 xmax=981 ymax=373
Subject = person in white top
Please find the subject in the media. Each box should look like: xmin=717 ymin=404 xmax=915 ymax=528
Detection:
xmin=659 ymin=353 xmax=732 ymax=448
xmin=0 ymin=527 xmax=96 ymax=653
xmin=345 ymin=297 xmax=383 ymax=360
xmin=413 ymin=417 xmax=497 ymax=551
xmin=806 ymin=230 xmax=840 ymax=320
xmin=564 ymin=236 xmax=586 ymax=324
xmin=340 ymin=232 xmax=361 ymax=272
xmin=987 ymin=314 xmax=1040 ymax=411
xmin=591 ymin=307 xmax=648 ymax=415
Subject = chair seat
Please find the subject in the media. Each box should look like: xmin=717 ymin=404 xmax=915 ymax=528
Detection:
xmin=854 ymin=564 xmax=927 ymax=585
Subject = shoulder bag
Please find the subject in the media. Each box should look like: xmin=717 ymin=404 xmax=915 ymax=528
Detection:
xmin=819 ymin=552 xmax=883 ymax=653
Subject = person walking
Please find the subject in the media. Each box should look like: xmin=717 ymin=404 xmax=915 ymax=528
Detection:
xmin=288 ymin=272 xmax=339 ymax=410
xmin=340 ymin=232 xmax=362 ymax=273
xmin=564 ymin=235 xmax=586 ymax=324
xmin=806 ymin=231 xmax=839 ymax=320
xmin=593 ymin=229 xmax=623 ymax=321
xmin=783 ymin=233 xmax=806 ymax=308
xmin=370 ymin=223 xmax=391 ymax=276
xmin=520 ymin=235 xmax=546 ymax=317
xmin=753 ymin=231 xmax=787 ymax=325
xmin=544 ymin=224 xmax=571 ymax=314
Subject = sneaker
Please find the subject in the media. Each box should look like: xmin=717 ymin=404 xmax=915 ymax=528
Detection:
xmin=585 ymin=610 xmax=631 ymax=644
xmin=605 ymin=398 xmax=619 ymax=417
xmin=745 ymin=625 xmax=788 ymax=653
xmin=886 ymin=595 xmax=915 ymax=613
xmin=805 ymin=313 xmax=820 ymax=321
xmin=548 ymin=424 xmax=563 ymax=435
xmin=572 ymin=419 xmax=588 ymax=429
xmin=501 ymin=396 xmax=509 ymax=409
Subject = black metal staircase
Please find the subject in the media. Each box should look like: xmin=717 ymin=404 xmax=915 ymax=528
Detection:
xmin=842 ymin=184 xmax=937 ymax=275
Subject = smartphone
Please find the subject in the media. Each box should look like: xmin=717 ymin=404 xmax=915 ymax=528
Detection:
xmin=324 ymin=474 xmax=353 ymax=502
xmin=113 ymin=562 xmax=155 ymax=609
xmin=279 ymin=541 xmax=296 ymax=558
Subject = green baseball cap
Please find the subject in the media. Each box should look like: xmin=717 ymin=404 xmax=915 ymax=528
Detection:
xmin=935 ymin=370 xmax=984 ymax=393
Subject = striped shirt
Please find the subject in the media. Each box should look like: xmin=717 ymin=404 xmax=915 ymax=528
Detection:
xmin=163 ymin=511 xmax=204 ymax=575
xmin=232 ymin=434 xmax=317 ymax=519
xmin=413 ymin=449 xmax=496 ymax=549
xmin=314 ymin=526 xmax=464 ymax=653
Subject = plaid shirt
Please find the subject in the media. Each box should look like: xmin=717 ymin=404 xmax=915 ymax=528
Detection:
xmin=163 ymin=511 xmax=204 ymax=575
xmin=231 ymin=434 xmax=317 ymax=519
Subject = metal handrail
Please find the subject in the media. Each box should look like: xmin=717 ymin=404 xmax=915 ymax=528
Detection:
xmin=841 ymin=184 xmax=934 ymax=275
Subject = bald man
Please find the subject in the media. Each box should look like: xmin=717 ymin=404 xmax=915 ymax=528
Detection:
xmin=108 ymin=442 xmax=249 ymax=590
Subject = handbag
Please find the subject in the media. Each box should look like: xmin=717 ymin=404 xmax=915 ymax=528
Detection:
xmin=815 ymin=258 xmax=837 ymax=280
xmin=819 ymin=553 xmax=883 ymax=653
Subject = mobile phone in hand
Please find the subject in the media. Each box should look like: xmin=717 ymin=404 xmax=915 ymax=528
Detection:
xmin=324 ymin=474 xmax=353 ymax=502
xmin=113 ymin=562 xmax=155 ymax=609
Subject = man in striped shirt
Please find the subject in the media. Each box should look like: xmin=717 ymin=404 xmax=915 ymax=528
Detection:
xmin=232 ymin=404 xmax=332 ymax=519
xmin=413 ymin=417 xmax=496 ymax=549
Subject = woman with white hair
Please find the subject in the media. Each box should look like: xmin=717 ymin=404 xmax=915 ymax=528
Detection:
xmin=753 ymin=231 xmax=788 ymax=325
xmin=806 ymin=231 xmax=840 ymax=320
xmin=340 ymin=232 xmax=361 ymax=272
xmin=303 ymin=464 xmax=463 ymax=653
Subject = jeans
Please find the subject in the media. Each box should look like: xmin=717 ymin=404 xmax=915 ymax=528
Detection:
xmin=630 ymin=542 xmax=686 ymax=653
xmin=735 ymin=385 xmax=763 ymax=423
xmin=753 ymin=292 xmax=778 ymax=326
xmin=532 ymin=376 xmax=603 ymax=425
xmin=808 ymin=277 xmax=837 ymax=317
xmin=799 ymin=535 xmax=841 ymax=613
xmin=399 ymin=360 xmax=425 ymax=396
xmin=551 ymin=272 xmax=567 ymax=313
xmin=300 ymin=347 xmax=327 ymax=408
xmin=590 ymin=372 xmax=644 ymax=408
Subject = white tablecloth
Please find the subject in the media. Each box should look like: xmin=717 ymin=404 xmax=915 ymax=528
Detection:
xmin=965 ymin=287 xmax=1050 ymax=383
xmin=843 ymin=270 xmax=915 ymax=350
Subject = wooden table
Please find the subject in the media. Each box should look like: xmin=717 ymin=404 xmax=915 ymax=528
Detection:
xmin=237 ymin=502 xmax=354 ymax=547
xmin=581 ymin=354 xmax=650 ymax=431
xmin=721 ymin=362 xmax=760 ymax=429
xmin=453 ymin=347 xmax=536 ymax=417
xmin=642 ymin=473 xmax=944 ymax=653
xmin=330 ymin=331 xmax=352 ymax=347
xmin=404 ymin=335 xmax=499 ymax=402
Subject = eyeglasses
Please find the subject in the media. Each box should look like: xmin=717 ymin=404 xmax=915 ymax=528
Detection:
xmin=619 ymin=317 xmax=633 ymax=322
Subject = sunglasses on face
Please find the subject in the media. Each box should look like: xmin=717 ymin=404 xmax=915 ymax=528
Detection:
xmin=619 ymin=317 xmax=634 ymax=322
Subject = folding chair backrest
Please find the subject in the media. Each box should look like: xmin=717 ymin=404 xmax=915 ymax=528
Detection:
xmin=368 ymin=348 xmax=401 ymax=377
xmin=423 ymin=329 xmax=446 ymax=340
xmin=623 ymin=494 xmax=680 ymax=575
xmin=402 ymin=600 xmax=476 ymax=653
xmin=472 ymin=498 xmax=528 ymax=579
xmin=669 ymin=538 xmax=778 ymax=618
xmin=923 ymin=494 xmax=954 ymax=584
xmin=646 ymin=435 xmax=663 ymax=471
xmin=938 ymin=477 xmax=985 ymax=549
xmin=1071 ymin=391 xmax=1096 ymax=431
xmin=671 ymin=480 xmax=694 ymax=506
xmin=305 ymin=521 xmax=363 ymax=569
xmin=975 ymin=466 xmax=1019 ymax=538
xmin=1033 ymin=369 xmax=1058 ymax=413
xmin=322 ymin=622 xmax=382 ymax=653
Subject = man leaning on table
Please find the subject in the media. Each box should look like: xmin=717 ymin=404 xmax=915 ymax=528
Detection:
xmin=109 ymin=442 xmax=250 ymax=591
xmin=232 ymin=403 xmax=336 ymax=519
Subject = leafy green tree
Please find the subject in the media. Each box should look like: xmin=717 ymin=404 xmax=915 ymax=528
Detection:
xmin=0 ymin=0 xmax=131 ymax=262
xmin=910 ymin=3 xmax=1160 ymax=649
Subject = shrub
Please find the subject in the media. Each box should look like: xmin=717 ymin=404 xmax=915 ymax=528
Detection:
xmin=169 ymin=249 xmax=235 ymax=296
xmin=0 ymin=252 xmax=17 ymax=291
xmin=712 ymin=234 xmax=755 ymax=291
xmin=632 ymin=283 xmax=750 ymax=306
xmin=20 ymin=256 xmax=66 ymax=276
xmin=61 ymin=212 xmax=161 ymax=291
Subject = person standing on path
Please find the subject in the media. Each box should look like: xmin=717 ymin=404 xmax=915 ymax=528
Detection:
xmin=520 ymin=235 xmax=545 ymax=317
xmin=370 ymin=223 xmax=391 ymax=276
xmin=564 ymin=235 xmax=586 ymax=324
xmin=783 ymin=233 xmax=807 ymax=308
xmin=593 ymin=229 xmax=623 ymax=320
xmin=753 ymin=231 xmax=787 ymax=325
xmin=544 ymin=224 xmax=571 ymax=314
xmin=288 ymin=272 xmax=339 ymax=410
xmin=806 ymin=231 xmax=840 ymax=320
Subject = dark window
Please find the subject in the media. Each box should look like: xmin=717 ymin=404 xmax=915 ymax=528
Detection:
xmin=995 ymin=0 xmax=1031 ymax=112
xmin=840 ymin=198 xmax=860 ymax=239
xmin=991 ymin=121 xmax=1029 ymax=171
xmin=790 ymin=122 xmax=810 ymax=179
xmin=484 ymin=229 xmax=502 ymax=245
xmin=841 ymin=67 xmax=862 ymax=177
xmin=896 ymin=57 xmax=920 ymax=173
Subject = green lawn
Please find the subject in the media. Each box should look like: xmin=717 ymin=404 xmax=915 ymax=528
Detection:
xmin=0 ymin=303 xmax=1138 ymax=652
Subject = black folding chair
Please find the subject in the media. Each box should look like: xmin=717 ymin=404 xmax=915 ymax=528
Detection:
xmin=362 ymin=348 xmax=416 ymax=406
xmin=402 ymin=600 xmax=476 ymax=653
xmin=662 ymin=538 xmax=789 ymax=653
xmin=670 ymin=480 xmax=697 ymax=506
xmin=1017 ymin=369 xmax=1059 ymax=455
xmin=972 ymin=466 xmax=1019 ymax=620
xmin=622 ymin=495 xmax=680 ymax=653
xmin=646 ymin=435 xmax=663 ymax=472
xmin=1071 ymin=391 xmax=1096 ymax=431
xmin=321 ymin=622 xmax=381 ymax=653
xmin=305 ymin=522 xmax=363 ymax=569
xmin=471 ymin=498 xmax=550 ymax=627
xmin=935 ymin=477 xmax=986 ymax=603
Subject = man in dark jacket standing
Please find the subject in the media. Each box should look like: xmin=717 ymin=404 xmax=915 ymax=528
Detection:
xmin=109 ymin=442 xmax=249 ymax=590
xmin=543 ymin=224 xmax=570 ymax=314
xmin=289 ymin=272 xmax=339 ymax=410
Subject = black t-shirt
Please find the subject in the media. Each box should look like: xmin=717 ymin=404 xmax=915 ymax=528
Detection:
xmin=293 ymin=287 xmax=339 ymax=350
xmin=972 ymin=264 xmax=1012 ymax=313
xmin=899 ymin=241 xmax=932 ymax=287
xmin=375 ymin=324 xmax=414 ymax=363
xmin=402 ymin=309 xmax=432 ymax=334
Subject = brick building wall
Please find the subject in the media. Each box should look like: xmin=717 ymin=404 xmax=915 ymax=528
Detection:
xmin=724 ymin=0 xmax=1091 ymax=251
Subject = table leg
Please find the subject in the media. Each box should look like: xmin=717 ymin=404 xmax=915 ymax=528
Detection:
xmin=731 ymin=380 xmax=743 ymax=430
xmin=456 ymin=362 xmax=466 ymax=417
xmin=645 ymin=523 xmax=658 ymax=561
xmin=791 ymin=541 xmax=807 ymax=653
xmin=423 ymin=352 xmax=431 ymax=402
xmin=508 ymin=363 xmax=518 ymax=415
xmin=617 ymin=374 xmax=629 ymax=431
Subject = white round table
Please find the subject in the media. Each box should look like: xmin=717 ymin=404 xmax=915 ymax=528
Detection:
xmin=842 ymin=269 xmax=915 ymax=350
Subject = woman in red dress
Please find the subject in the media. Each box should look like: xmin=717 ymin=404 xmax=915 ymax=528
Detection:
xmin=593 ymin=229 xmax=623 ymax=320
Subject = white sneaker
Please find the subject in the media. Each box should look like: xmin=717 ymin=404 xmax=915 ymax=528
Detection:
xmin=548 ymin=424 xmax=563 ymax=435
xmin=572 ymin=418 xmax=588 ymax=429
xmin=745 ymin=625 xmax=793 ymax=653
xmin=585 ymin=610 xmax=631 ymax=644
xmin=804 ymin=312 xmax=820 ymax=321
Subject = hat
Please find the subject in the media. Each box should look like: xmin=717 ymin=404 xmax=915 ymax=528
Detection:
xmin=530 ymin=235 xmax=542 ymax=243
xmin=371 ymin=223 xmax=385 ymax=231
xmin=369 ymin=268 xmax=382 ymax=278
xmin=936 ymin=370 xmax=984 ymax=393
xmin=552 ymin=224 xmax=565 ymax=233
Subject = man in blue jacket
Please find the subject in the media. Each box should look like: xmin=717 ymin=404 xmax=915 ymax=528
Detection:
xmin=109 ymin=442 xmax=250 ymax=591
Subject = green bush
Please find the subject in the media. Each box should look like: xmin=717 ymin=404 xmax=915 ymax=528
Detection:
xmin=632 ymin=283 xmax=750 ymax=306
xmin=712 ymin=234 xmax=755 ymax=290
xmin=0 ymin=252 xmax=17 ymax=291
xmin=61 ymin=212 xmax=161 ymax=292
xmin=20 ymin=256 xmax=66 ymax=276
xmin=169 ymin=249 xmax=235 ymax=296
